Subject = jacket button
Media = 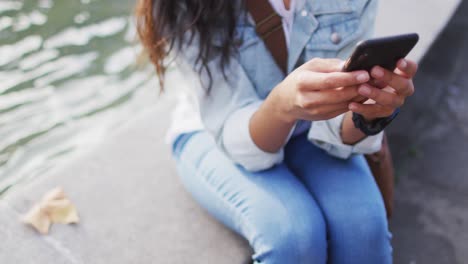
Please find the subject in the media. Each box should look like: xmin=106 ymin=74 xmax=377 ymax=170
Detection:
xmin=301 ymin=10 xmax=308 ymax=17
xmin=331 ymin=32 xmax=342 ymax=44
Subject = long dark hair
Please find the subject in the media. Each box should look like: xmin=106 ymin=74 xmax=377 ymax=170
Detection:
xmin=135 ymin=0 xmax=239 ymax=91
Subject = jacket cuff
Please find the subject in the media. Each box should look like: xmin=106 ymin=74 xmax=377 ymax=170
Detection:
xmin=222 ymin=101 xmax=285 ymax=171
xmin=307 ymin=114 xmax=384 ymax=159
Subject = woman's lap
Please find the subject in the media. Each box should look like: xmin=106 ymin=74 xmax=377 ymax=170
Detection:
xmin=172 ymin=131 xmax=391 ymax=264
xmin=173 ymin=132 xmax=327 ymax=263
xmin=285 ymin=135 xmax=392 ymax=263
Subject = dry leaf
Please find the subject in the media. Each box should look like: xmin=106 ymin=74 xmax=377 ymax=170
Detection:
xmin=22 ymin=205 xmax=51 ymax=235
xmin=22 ymin=187 xmax=79 ymax=234
xmin=43 ymin=199 xmax=80 ymax=224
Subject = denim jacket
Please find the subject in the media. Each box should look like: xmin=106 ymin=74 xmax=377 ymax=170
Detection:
xmin=169 ymin=0 xmax=382 ymax=171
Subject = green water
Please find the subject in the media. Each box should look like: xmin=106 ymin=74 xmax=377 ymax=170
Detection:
xmin=0 ymin=0 xmax=158 ymax=195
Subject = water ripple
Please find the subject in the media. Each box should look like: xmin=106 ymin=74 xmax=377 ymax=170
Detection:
xmin=34 ymin=52 xmax=98 ymax=88
xmin=19 ymin=49 xmax=59 ymax=71
xmin=12 ymin=10 xmax=47 ymax=32
xmin=0 ymin=35 xmax=43 ymax=67
xmin=0 ymin=1 xmax=22 ymax=13
xmin=44 ymin=17 xmax=127 ymax=49
xmin=0 ymin=1 xmax=158 ymax=195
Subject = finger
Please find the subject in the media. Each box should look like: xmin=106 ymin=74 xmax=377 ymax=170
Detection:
xmin=299 ymin=103 xmax=348 ymax=121
xmin=350 ymin=94 xmax=368 ymax=104
xmin=396 ymin=59 xmax=418 ymax=78
xmin=349 ymin=102 xmax=395 ymax=118
xmin=368 ymin=79 xmax=388 ymax=89
xmin=297 ymin=71 xmax=370 ymax=91
xmin=308 ymin=102 xmax=350 ymax=113
xmin=381 ymin=85 xmax=411 ymax=99
xmin=357 ymin=84 xmax=403 ymax=107
xmin=321 ymin=108 xmax=350 ymax=120
xmin=316 ymin=105 xmax=349 ymax=120
xmin=370 ymin=66 xmax=411 ymax=94
xmin=301 ymin=85 xmax=360 ymax=105
xmin=302 ymin=58 xmax=344 ymax=73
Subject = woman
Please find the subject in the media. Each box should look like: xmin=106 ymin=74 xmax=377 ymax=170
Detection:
xmin=136 ymin=0 xmax=417 ymax=263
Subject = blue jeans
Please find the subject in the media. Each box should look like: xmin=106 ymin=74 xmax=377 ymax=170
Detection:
xmin=172 ymin=131 xmax=392 ymax=264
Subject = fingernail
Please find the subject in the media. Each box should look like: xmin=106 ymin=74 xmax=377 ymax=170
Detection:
xmin=358 ymin=85 xmax=372 ymax=96
xmin=399 ymin=59 xmax=407 ymax=69
xmin=372 ymin=67 xmax=384 ymax=78
xmin=349 ymin=103 xmax=358 ymax=110
xmin=356 ymin=72 xmax=369 ymax=82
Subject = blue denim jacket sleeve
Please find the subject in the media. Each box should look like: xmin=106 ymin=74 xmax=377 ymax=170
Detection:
xmin=175 ymin=35 xmax=284 ymax=172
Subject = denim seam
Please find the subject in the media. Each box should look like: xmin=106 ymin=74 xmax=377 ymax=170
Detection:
xmin=172 ymin=131 xmax=201 ymax=158
xmin=239 ymin=165 xmax=304 ymax=262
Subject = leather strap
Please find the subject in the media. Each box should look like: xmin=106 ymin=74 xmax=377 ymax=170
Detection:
xmin=365 ymin=135 xmax=395 ymax=218
xmin=246 ymin=0 xmax=288 ymax=73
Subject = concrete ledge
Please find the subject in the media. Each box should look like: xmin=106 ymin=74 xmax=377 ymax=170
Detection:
xmin=374 ymin=0 xmax=461 ymax=62
xmin=0 ymin=101 xmax=251 ymax=264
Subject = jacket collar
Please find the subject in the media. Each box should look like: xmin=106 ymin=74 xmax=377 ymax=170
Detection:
xmin=288 ymin=0 xmax=354 ymax=71
xmin=296 ymin=0 xmax=353 ymax=14
xmin=288 ymin=0 xmax=317 ymax=72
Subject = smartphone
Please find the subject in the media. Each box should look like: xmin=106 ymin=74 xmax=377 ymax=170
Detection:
xmin=342 ymin=33 xmax=419 ymax=73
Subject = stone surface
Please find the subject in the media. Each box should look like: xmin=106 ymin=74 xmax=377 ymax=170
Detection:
xmin=388 ymin=2 xmax=468 ymax=263
xmin=374 ymin=0 xmax=461 ymax=62
xmin=0 ymin=1 xmax=465 ymax=264
xmin=0 ymin=101 xmax=251 ymax=264
xmin=0 ymin=203 xmax=72 ymax=264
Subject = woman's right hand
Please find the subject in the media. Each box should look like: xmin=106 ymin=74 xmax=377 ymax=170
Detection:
xmin=269 ymin=58 xmax=371 ymax=123
xmin=250 ymin=58 xmax=371 ymax=153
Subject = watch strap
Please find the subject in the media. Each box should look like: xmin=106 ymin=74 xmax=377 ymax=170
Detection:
xmin=352 ymin=108 xmax=400 ymax=136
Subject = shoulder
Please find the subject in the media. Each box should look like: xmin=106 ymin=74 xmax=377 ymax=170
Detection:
xmin=302 ymin=0 xmax=377 ymax=15
xmin=301 ymin=0 xmax=378 ymax=60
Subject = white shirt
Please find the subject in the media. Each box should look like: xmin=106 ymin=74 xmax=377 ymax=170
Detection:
xmin=166 ymin=0 xmax=383 ymax=171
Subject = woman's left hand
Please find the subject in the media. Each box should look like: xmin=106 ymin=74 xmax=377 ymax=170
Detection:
xmin=348 ymin=59 xmax=418 ymax=121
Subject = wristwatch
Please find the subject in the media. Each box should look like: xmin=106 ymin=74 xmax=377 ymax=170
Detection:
xmin=352 ymin=108 xmax=400 ymax=136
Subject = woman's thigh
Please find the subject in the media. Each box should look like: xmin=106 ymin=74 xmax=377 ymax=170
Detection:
xmin=172 ymin=132 xmax=327 ymax=264
xmin=285 ymin=134 xmax=392 ymax=264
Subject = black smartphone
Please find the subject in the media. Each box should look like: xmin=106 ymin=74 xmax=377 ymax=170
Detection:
xmin=342 ymin=33 xmax=419 ymax=73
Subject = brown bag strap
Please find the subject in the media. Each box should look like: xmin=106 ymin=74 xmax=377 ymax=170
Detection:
xmin=245 ymin=0 xmax=288 ymax=73
xmin=365 ymin=135 xmax=395 ymax=218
